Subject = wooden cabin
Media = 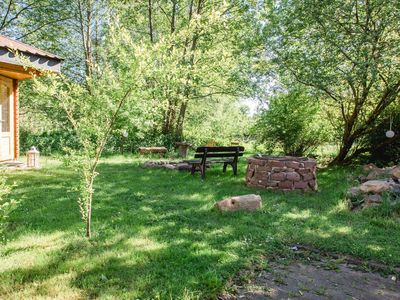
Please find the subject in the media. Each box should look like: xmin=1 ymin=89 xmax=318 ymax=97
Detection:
xmin=0 ymin=35 xmax=62 ymax=162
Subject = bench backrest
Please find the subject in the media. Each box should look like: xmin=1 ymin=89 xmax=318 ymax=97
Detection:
xmin=194 ymin=146 xmax=245 ymax=158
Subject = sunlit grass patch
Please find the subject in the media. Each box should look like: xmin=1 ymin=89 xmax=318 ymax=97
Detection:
xmin=1 ymin=156 xmax=399 ymax=299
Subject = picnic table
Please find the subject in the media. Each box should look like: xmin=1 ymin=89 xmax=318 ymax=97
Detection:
xmin=185 ymin=146 xmax=244 ymax=179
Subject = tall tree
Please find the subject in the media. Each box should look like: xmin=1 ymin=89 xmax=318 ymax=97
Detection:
xmin=113 ymin=0 xmax=259 ymax=141
xmin=265 ymin=0 xmax=400 ymax=164
xmin=0 ymin=0 xmax=70 ymax=39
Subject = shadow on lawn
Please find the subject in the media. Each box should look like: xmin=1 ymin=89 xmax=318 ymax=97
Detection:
xmin=6 ymin=168 xmax=82 ymax=240
xmin=3 ymin=160 xmax=399 ymax=298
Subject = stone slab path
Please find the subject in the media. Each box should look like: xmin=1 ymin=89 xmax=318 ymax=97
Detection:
xmin=222 ymin=260 xmax=400 ymax=300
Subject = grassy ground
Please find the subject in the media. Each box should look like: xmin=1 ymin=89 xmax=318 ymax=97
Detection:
xmin=1 ymin=155 xmax=399 ymax=299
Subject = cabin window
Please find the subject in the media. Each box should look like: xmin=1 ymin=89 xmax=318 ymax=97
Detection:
xmin=0 ymin=85 xmax=10 ymax=132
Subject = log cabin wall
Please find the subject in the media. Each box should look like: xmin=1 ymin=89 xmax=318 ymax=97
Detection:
xmin=13 ymin=79 xmax=18 ymax=159
xmin=0 ymin=35 xmax=62 ymax=161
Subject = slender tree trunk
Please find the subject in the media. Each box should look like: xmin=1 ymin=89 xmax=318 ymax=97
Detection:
xmin=86 ymin=178 xmax=94 ymax=238
xmin=78 ymin=0 xmax=94 ymax=79
xmin=148 ymin=0 xmax=154 ymax=43
xmin=78 ymin=89 xmax=131 ymax=239
xmin=174 ymin=0 xmax=203 ymax=138
xmin=170 ymin=0 xmax=177 ymax=34
xmin=162 ymin=2 xmax=178 ymax=136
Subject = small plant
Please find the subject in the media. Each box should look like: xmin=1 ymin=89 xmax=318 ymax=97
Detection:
xmin=297 ymin=282 xmax=310 ymax=292
xmin=288 ymin=290 xmax=299 ymax=297
xmin=314 ymin=287 xmax=328 ymax=296
xmin=0 ymin=173 xmax=18 ymax=241
xmin=31 ymin=24 xmax=140 ymax=239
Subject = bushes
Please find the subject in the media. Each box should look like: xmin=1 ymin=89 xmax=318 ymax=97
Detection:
xmin=19 ymin=97 xmax=253 ymax=154
xmin=19 ymin=128 xmax=80 ymax=155
xmin=253 ymin=90 xmax=330 ymax=157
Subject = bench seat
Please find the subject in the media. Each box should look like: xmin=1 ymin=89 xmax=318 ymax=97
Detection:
xmin=184 ymin=159 xmax=234 ymax=164
xmin=186 ymin=146 xmax=244 ymax=179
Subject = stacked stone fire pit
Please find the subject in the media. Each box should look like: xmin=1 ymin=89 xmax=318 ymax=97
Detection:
xmin=246 ymin=155 xmax=317 ymax=191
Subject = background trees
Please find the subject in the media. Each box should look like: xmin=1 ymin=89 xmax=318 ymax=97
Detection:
xmin=264 ymin=0 xmax=400 ymax=164
xmin=8 ymin=0 xmax=260 ymax=152
xmin=1 ymin=0 xmax=399 ymax=164
xmin=253 ymin=88 xmax=330 ymax=156
xmin=113 ymin=0 xmax=259 ymax=142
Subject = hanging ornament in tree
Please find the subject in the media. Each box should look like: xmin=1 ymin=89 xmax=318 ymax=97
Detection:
xmin=386 ymin=115 xmax=395 ymax=138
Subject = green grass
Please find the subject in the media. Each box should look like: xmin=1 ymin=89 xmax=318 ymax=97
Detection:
xmin=1 ymin=155 xmax=399 ymax=299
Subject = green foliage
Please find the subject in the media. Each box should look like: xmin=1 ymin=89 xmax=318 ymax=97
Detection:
xmin=113 ymin=1 xmax=258 ymax=141
xmin=184 ymin=98 xmax=253 ymax=146
xmin=264 ymin=0 xmax=400 ymax=164
xmin=30 ymin=24 xmax=143 ymax=238
xmin=15 ymin=1 xmax=260 ymax=152
xmin=364 ymin=106 xmax=400 ymax=166
xmin=0 ymin=174 xmax=18 ymax=241
xmin=19 ymin=129 xmax=80 ymax=155
xmin=253 ymin=89 xmax=330 ymax=156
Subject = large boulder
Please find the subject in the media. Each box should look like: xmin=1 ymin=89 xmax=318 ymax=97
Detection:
xmin=359 ymin=180 xmax=391 ymax=194
xmin=214 ymin=194 xmax=262 ymax=212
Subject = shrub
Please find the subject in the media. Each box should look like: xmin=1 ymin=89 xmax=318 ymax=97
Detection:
xmin=253 ymin=89 xmax=330 ymax=156
xmin=19 ymin=128 xmax=80 ymax=155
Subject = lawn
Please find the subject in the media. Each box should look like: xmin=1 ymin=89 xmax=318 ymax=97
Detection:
xmin=1 ymin=155 xmax=400 ymax=299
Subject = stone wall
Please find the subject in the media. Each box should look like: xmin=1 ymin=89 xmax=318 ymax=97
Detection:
xmin=246 ymin=156 xmax=317 ymax=191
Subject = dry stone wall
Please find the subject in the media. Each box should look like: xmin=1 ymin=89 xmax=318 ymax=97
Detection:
xmin=246 ymin=156 xmax=317 ymax=191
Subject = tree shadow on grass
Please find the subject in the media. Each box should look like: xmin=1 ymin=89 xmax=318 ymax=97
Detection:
xmin=2 ymin=159 xmax=400 ymax=298
xmin=5 ymin=168 xmax=82 ymax=240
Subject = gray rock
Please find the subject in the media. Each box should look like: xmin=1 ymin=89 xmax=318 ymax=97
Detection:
xmin=360 ymin=180 xmax=391 ymax=194
xmin=347 ymin=187 xmax=361 ymax=198
xmin=363 ymin=194 xmax=382 ymax=204
xmin=392 ymin=167 xmax=400 ymax=182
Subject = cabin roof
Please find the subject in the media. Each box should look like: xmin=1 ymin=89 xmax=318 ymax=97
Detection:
xmin=0 ymin=35 xmax=62 ymax=80
xmin=0 ymin=35 xmax=63 ymax=60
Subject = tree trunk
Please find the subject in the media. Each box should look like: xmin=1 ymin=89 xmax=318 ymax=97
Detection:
xmin=175 ymin=101 xmax=188 ymax=139
xmin=170 ymin=0 xmax=176 ymax=34
xmin=330 ymin=131 xmax=356 ymax=165
xmin=86 ymin=193 xmax=92 ymax=238
xmin=148 ymin=0 xmax=154 ymax=43
xmin=86 ymin=177 xmax=94 ymax=238
xmin=173 ymin=0 xmax=203 ymax=139
xmin=78 ymin=0 xmax=94 ymax=79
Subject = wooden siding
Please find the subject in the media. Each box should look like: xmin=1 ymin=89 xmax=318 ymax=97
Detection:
xmin=13 ymin=79 xmax=19 ymax=159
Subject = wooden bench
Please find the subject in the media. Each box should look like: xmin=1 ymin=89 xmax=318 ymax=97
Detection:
xmin=139 ymin=147 xmax=167 ymax=157
xmin=185 ymin=146 xmax=244 ymax=179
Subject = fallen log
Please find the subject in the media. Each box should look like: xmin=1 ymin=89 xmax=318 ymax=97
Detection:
xmin=214 ymin=194 xmax=262 ymax=212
